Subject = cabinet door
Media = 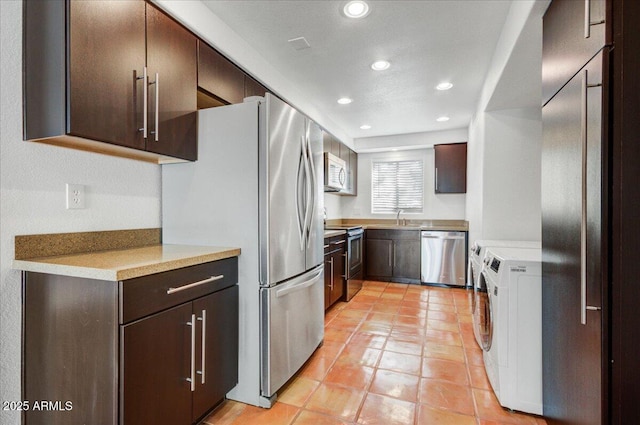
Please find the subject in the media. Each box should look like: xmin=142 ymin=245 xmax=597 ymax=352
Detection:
xmin=331 ymin=249 xmax=346 ymax=304
xmin=434 ymin=143 xmax=467 ymax=193
xmin=146 ymin=4 xmax=198 ymax=161
xmin=324 ymin=256 xmax=332 ymax=310
xmin=122 ymin=303 xmax=192 ymax=425
xmin=244 ymin=75 xmax=268 ymax=98
xmin=542 ymin=52 xmax=603 ymax=424
xmin=542 ymin=0 xmax=606 ymax=105
xmin=392 ymin=239 xmax=421 ymax=280
xmin=192 ymin=286 xmax=239 ymax=422
xmin=366 ymin=239 xmax=393 ymax=278
xmin=68 ymin=0 xmax=146 ymax=150
xmin=198 ymin=40 xmax=245 ymax=104
xmin=349 ymin=149 xmax=358 ymax=195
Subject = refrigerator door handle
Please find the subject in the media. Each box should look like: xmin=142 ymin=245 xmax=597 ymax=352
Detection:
xmin=300 ymin=133 xmax=312 ymax=249
xmin=581 ymin=68 xmax=603 ymax=325
xmin=276 ymin=266 xmax=324 ymax=298
xmin=295 ymin=143 xmax=307 ymax=250
xmin=304 ymin=121 xmax=317 ymax=248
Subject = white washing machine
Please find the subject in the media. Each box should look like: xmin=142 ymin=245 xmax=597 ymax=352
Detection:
xmin=470 ymin=240 xmax=540 ymax=348
xmin=480 ymin=246 xmax=542 ymax=415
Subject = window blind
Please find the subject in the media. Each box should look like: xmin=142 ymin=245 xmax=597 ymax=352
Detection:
xmin=371 ymin=160 xmax=423 ymax=214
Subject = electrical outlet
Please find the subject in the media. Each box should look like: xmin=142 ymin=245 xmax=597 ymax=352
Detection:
xmin=66 ymin=184 xmax=85 ymax=209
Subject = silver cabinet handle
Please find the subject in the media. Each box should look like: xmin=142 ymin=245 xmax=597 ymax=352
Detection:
xmin=580 ymin=68 xmax=603 ymax=325
xmin=148 ymin=73 xmax=159 ymax=141
xmin=342 ymin=252 xmax=348 ymax=279
xmin=186 ymin=313 xmax=196 ymax=391
xmin=435 ymin=168 xmax=439 ymax=191
xmin=329 ymin=257 xmax=334 ymax=290
xmin=154 ymin=72 xmax=159 ymax=142
xmin=332 ymin=240 xmax=346 ymax=245
xmin=197 ymin=310 xmax=206 ymax=384
xmin=167 ymin=275 xmax=224 ymax=294
xmin=323 ymin=244 xmax=330 ymax=249
xmin=137 ymin=67 xmax=148 ymax=138
xmin=584 ymin=0 xmax=591 ymax=38
xmin=584 ymin=0 xmax=605 ymax=38
xmin=388 ymin=244 xmax=392 ymax=268
xmin=580 ymin=69 xmax=588 ymax=325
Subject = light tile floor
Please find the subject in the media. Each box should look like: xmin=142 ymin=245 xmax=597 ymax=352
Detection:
xmin=203 ymin=281 xmax=547 ymax=425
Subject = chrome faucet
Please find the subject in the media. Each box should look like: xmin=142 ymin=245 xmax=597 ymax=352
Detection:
xmin=396 ymin=209 xmax=404 ymax=225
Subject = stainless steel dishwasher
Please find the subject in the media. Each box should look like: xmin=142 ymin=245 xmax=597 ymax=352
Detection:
xmin=421 ymin=231 xmax=467 ymax=286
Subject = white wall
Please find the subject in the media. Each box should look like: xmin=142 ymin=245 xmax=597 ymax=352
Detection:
xmin=482 ymin=108 xmax=541 ymax=240
xmin=0 ymin=4 xmax=161 ymax=424
xmin=341 ymin=149 xmax=466 ymax=220
xmin=466 ymin=113 xmax=486 ymax=244
xmin=467 ymin=108 xmax=542 ymax=245
xmin=464 ymin=0 xmax=545 ymax=246
xmin=324 ymin=193 xmax=343 ymax=220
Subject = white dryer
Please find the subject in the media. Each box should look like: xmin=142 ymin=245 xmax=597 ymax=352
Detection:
xmin=480 ymin=246 xmax=542 ymax=415
xmin=470 ymin=240 xmax=540 ymax=348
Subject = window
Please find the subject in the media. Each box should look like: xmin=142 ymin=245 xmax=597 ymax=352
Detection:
xmin=371 ymin=159 xmax=423 ymax=214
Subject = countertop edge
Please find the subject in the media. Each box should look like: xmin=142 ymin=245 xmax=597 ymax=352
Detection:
xmin=13 ymin=246 xmax=241 ymax=281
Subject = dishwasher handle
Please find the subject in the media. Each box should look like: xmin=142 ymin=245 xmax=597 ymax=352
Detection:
xmin=421 ymin=231 xmax=466 ymax=240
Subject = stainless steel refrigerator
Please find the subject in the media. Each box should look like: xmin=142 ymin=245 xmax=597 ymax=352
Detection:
xmin=162 ymin=94 xmax=325 ymax=407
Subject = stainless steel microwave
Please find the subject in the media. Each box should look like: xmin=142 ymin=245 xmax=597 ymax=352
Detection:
xmin=324 ymin=152 xmax=346 ymax=192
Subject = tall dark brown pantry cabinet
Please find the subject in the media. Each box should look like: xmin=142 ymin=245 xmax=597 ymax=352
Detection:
xmin=542 ymin=0 xmax=640 ymax=422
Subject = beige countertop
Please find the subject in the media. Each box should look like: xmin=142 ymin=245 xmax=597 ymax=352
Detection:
xmin=324 ymin=219 xmax=468 ymax=232
xmin=13 ymin=244 xmax=241 ymax=281
xmin=324 ymin=229 xmax=347 ymax=238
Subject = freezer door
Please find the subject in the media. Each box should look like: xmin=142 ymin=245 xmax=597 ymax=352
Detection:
xmin=260 ymin=265 xmax=324 ymax=398
xmin=262 ymin=94 xmax=308 ymax=286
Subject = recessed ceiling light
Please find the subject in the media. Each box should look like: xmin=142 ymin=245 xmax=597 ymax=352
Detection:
xmin=436 ymin=82 xmax=453 ymax=91
xmin=343 ymin=1 xmax=370 ymax=19
xmin=337 ymin=97 xmax=353 ymax=105
xmin=371 ymin=60 xmax=390 ymax=71
xmin=360 ymin=124 xmax=371 ymax=130
xmin=436 ymin=116 xmax=450 ymax=122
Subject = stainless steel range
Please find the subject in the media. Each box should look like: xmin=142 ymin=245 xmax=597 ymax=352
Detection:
xmin=325 ymin=225 xmax=364 ymax=300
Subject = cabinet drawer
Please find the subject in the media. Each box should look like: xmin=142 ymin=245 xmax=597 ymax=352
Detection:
xmin=120 ymin=257 xmax=238 ymax=324
xmin=324 ymin=235 xmax=346 ymax=255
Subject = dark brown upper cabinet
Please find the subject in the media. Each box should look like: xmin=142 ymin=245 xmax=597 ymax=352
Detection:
xmin=434 ymin=142 xmax=467 ymax=194
xmin=145 ymin=4 xmax=198 ymax=161
xmin=23 ymin=0 xmax=198 ymax=163
xmin=542 ymin=0 xmax=607 ymax=106
xmin=198 ymin=40 xmax=245 ymax=105
xmin=244 ymin=75 xmax=268 ymax=99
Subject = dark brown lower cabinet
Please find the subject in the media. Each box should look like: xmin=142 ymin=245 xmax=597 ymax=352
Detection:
xmin=365 ymin=229 xmax=421 ymax=284
xmin=23 ymin=257 xmax=239 ymax=425
xmin=122 ymin=285 xmax=239 ymax=424
xmin=324 ymin=235 xmax=346 ymax=310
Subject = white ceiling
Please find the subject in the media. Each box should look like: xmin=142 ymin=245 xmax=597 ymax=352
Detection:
xmin=200 ymin=0 xmax=514 ymax=140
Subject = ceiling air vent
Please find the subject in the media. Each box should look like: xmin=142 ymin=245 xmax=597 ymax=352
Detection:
xmin=288 ymin=37 xmax=311 ymax=51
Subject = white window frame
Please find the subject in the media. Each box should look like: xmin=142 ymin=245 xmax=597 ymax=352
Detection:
xmin=371 ymin=159 xmax=424 ymax=214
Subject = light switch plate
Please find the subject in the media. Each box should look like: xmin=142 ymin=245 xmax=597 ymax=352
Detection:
xmin=66 ymin=184 xmax=85 ymax=209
